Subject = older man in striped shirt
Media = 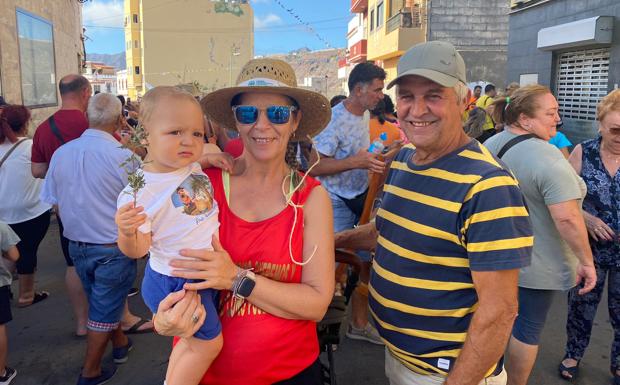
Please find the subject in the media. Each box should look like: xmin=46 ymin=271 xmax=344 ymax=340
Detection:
xmin=337 ymin=41 xmax=533 ymax=385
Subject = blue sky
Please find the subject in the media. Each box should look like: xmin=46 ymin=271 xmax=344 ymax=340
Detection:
xmin=83 ymin=0 xmax=350 ymax=56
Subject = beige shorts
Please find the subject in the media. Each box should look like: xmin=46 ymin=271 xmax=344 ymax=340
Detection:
xmin=384 ymin=348 xmax=507 ymax=385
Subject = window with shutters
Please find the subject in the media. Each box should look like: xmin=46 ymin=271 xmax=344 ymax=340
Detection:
xmin=555 ymin=48 xmax=610 ymax=121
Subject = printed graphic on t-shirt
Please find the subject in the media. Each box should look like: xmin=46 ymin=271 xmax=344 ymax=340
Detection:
xmin=171 ymin=174 xmax=214 ymax=216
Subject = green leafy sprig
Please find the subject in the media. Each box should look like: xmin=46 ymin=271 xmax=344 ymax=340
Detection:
xmin=120 ymin=123 xmax=148 ymax=206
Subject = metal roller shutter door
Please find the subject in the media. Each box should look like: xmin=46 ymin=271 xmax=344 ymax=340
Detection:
xmin=555 ymin=48 xmax=610 ymax=121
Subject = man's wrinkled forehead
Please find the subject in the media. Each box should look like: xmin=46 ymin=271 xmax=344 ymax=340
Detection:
xmin=396 ymin=75 xmax=446 ymax=95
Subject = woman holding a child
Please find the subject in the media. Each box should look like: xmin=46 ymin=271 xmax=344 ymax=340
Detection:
xmin=153 ymin=58 xmax=335 ymax=385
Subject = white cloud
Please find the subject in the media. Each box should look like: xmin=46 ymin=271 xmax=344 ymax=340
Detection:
xmin=254 ymin=13 xmax=282 ymax=29
xmin=82 ymin=0 xmax=124 ymax=28
xmin=251 ymin=0 xmax=271 ymax=4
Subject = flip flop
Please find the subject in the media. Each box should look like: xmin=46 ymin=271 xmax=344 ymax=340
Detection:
xmin=17 ymin=291 xmax=49 ymax=308
xmin=123 ymin=318 xmax=153 ymax=335
xmin=558 ymin=359 xmax=579 ymax=382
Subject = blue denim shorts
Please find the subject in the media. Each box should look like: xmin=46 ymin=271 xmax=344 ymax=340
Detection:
xmin=69 ymin=242 xmax=137 ymax=332
xmin=142 ymin=262 xmax=221 ymax=340
xmin=512 ymin=287 xmax=557 ymax=345
xmin=330 ymin=193 xmax=372 ymax=263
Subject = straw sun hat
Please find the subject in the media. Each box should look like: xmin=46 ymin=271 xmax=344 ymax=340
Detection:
xmin=201 ymin=58 xmax=331 ymax=140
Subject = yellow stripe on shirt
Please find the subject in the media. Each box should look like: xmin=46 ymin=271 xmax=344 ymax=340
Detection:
xmin=370 ymin=307 xmax=468 ymax=342
xmin=415 ymin=349 xmax=462 ymax=359
xmin=463 ymin=206 xmax=529 ymax=232
xmin=385 ymin=340 xmax=446 ymax=375
xmin=378 ymin=208 xmax=462 ymax=245
xmin=466 ymin=236 xmax=534 ymax=252
xmin=458 ymin=143 xmax=503 ymax=168
xmin=378 ymin=236 xmax=470 ymax=268
xmin=391 ymin=161 xmax=482 ymax=184
xmin=383 ymin=184 xmax=462 ymax=213
xmin=463 ymin=176 xmax=519 ymax=202
xmin=373 ymin=259 xmax=475 ymax=291
xmin=369 ymin=283 xmax=476 ymax=317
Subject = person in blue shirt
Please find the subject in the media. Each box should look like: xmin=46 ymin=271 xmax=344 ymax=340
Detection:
xmin=549 ymin=118 xmax=572 ymax=158
xmin=549 ymin=131 xmax=572 ymax=158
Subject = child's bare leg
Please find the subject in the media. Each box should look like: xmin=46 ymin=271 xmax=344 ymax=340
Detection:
xmin=165 ymin=333 xmax=222 ymax=385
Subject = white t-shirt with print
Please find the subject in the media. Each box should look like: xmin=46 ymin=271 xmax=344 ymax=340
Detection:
xmin=117 ymin=163 xmax=219 ymax=276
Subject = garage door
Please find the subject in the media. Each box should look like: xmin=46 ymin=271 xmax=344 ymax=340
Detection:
xmin=555 ymin=48 xmax=610 ymax=121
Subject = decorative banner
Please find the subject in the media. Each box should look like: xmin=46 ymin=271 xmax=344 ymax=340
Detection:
xmin=272 ymin=0 xmax=333 ymax=49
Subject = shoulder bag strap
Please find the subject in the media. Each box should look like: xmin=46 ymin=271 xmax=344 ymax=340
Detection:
xmin=497 ymin=134 xmax=537 ymax=159
xmin=482 ymin=106 xmax=496 ymax=129
xmin=48 ymin=115 xmax=66 ymax=144
xmin=0 ymin=138 xmax=28 ymax=169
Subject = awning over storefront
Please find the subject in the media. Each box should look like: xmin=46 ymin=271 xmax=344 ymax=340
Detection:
xmin=537 ymin=16 xmax=613 ymax=51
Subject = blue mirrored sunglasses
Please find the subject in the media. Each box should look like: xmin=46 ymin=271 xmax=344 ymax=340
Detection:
xmin=232 ymin=105 xmax=298 ymax=125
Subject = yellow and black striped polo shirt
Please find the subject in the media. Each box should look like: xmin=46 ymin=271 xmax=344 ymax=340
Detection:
xmin=370 ymin=140 xmax=532 ymax=376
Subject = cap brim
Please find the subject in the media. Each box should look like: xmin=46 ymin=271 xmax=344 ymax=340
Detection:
xmin=201 ymin=86 xmax=331 ymax=141
xmin=387 ymin=68 xmax=459 ymax=89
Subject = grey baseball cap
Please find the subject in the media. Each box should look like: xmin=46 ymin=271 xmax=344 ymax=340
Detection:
xmin=387 ymin=41 xmax=467 ymax=89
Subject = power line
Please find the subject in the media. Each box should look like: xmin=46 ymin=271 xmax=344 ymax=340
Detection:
xmin=82 ymin=21 xmax=347 ymax=34
xmin=84 ymin=24 xmax=345 ymax=34
xmin=83 ymin=15 xmax=348 ymax=32
xmin=271 ymin=0 xmax=335 ymax=48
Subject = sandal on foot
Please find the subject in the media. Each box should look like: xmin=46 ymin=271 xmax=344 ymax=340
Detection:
xmin=558 ymin=359 xmax=579 ymax=382
xmin=17 ymin=291 xmax=49 ymax=308
xmin=122 ymin=318 xmax=153 ymax=335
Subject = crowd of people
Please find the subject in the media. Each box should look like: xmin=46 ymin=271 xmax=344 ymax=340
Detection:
xmin=0 ymin=39 xmax=618 ymax=385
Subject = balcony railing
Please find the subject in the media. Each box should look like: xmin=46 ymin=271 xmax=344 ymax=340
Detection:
xmin=350 ymin=0 xmax=367 ymax=13
xmin=386 ymin=7 xmax=423 ymax=34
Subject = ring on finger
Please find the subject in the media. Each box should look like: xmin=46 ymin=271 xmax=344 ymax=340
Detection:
xmin=191 ymin=313 xmax=200 ymax=324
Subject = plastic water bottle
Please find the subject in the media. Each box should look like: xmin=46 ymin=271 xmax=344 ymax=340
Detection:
xmin=368 ymin=132 xmax=387 ymax=155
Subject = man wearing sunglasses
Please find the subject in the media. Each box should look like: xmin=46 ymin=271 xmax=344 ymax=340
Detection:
xmin=310 ymin=62 xmax=387 ymax=346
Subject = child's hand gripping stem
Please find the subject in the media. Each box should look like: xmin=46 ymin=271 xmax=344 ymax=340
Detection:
xmin=116 ymin=202 xmax=151 ymax=258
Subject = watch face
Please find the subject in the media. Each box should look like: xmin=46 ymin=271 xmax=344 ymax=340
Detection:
xmin=238 ymin=276 xmax=256 ymax=298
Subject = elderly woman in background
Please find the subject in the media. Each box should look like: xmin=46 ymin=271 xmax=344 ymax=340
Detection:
xmin=484 ymin=84 xmax=597 ymax=385
xmin=559 ymin=89 xmax=620 ymax=385
xmin=151 ymin=58 xmax=335 ymax=385
xmin=0 ymin=105 xmax=51 ymax=307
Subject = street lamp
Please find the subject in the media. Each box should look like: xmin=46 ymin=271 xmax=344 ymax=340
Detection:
xmin=229 ymin=45 xmax=241 ymax=86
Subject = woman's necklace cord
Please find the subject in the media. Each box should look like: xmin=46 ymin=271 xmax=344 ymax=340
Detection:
xmin=281 ymin=136 xmax=320 ymax=266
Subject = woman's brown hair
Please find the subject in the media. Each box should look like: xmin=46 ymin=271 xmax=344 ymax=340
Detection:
xmin=490 ymin=84 xmax=551 ymax=128
xmin=0 ymin=105 xmax=30 ymax=144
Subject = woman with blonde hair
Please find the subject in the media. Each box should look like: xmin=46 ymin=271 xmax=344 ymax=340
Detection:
xmin=150 ymin=58 xmax=335 ymax=385
xmin=559 ymin=89 xmax=620 ymax=384
xmin=484 ymin=84 xmax=597 ymax=385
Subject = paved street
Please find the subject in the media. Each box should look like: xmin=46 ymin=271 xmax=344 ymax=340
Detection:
xmin=6 ymin=219 xmax=615 ymax=385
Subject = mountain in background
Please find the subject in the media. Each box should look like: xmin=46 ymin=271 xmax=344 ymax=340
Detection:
xmin=86 ymin=47 xmax=346 ymax=95
xmin=86 ymin=52 xmax=126 ymax=70
xmin=269 ymin=47 xmax=346 ymax=97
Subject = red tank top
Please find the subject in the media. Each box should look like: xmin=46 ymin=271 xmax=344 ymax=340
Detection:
xmin=198 ymin=168 xmax=321 ymax=385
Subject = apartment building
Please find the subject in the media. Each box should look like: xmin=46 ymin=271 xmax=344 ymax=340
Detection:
xmin=124 ymin=0 xmax=253 ymax=99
